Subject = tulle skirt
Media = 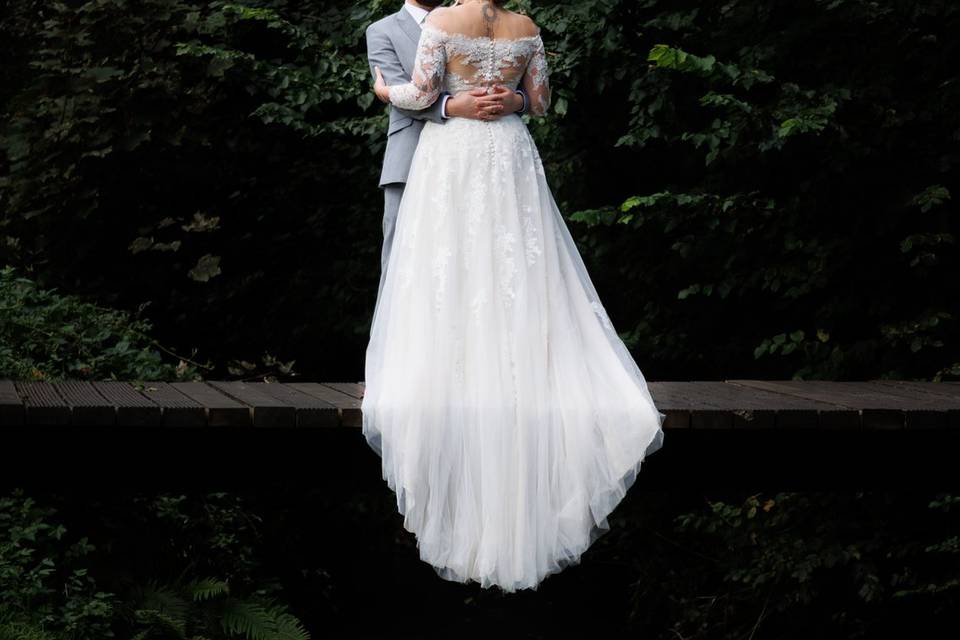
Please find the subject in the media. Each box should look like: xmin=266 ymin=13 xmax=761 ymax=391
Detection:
xmin=361 ymin=114 xmax=666 ymax=593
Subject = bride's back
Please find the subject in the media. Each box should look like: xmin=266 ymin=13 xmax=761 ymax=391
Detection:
xmin=430 ymin=1 xmax=539 ymax=41
xmin=426 ymin=1 xmax=542 ymax=93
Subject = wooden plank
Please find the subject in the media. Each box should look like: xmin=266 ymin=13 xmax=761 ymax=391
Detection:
xmin=868 ymin=380 xmax=960 ymax=400
xmin=863 ymin=381 xmax=960 ymax=428
xmin=133 ymin=381 xmax=207 ymax=427
xmin=862 ymin=381 xmax=960 ymax=406
xmin=683 ymin=381 xmax=780 ymax=428
xmin=682 ymin=381 xmax=816 ymax=428
xmin=289 ymin=383 xmax=362 ymax=427
xmin=92 ymin=381 xmax=162 ymax=426
xmin=866 ymin=380 xmax=960 ymax=428
xmin=54 ymin=381 xmax=115 ymax=426
xmin=648 ymin=381 xmax=732 ymax=429
xmin=726 ymin=380 xmax=913 ymax=429
xmin=256 ymin=382 xmax=340 ymax=428
xmin=15 ymin=381 xmax=70 ymax=425
xmin=724 ymin=380 xmax=860 ymax=429
xmin=322 ymin=382 xmax=365 ymax=399
xmin=170 ymin=382 xmax=250 ymax=427
xmin=207 ymin=381 xmax=296 ymax=427
xmin=646 ymin=382 xmax=692 ymax=428
xmin=794 ymin=381 xmax=946 ymax=429
xmin=0 ymin=380 xmax=24 ymax=426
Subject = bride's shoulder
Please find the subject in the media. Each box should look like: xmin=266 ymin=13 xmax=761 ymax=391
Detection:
xmin=504 ymin=10 xmax=540 ymax=38
xmin=423 ymin=6 xmax=458 ymax=33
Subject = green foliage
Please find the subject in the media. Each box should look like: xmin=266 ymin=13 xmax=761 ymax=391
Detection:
xmin=645 ymin=492 xmax=960 ymax=638
xmin=0 ymin=490 xmax=309 ymax=640
xmin=134 ymin=492 xmax=265 ymax=586
xmin=0 ymin=0 xmax=394 ymax=377
xmin=125 ymin=578 xmax=310 ymax=640
xmin=568 ymin=0 xmax=960 ymax=379
xmin=0 ymin=266 xmax=202 ymax=381
xmin=0 ymin=621 xmax=62 ymax=640
xmin=2 ymin=486 xmax=956 ymax=637
xmin=892 ymin=494 xmax=960 ymax=599
xmin=119 ymin=491 xmax=310 ymax=639
xmin=1 ymin=0 xmax=959 ymax=381
xmin=0 ymin=490 xmax=115 ymax=640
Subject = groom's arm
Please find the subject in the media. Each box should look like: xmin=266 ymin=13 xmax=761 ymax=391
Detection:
xmin=366 ymin=24 xmax=446 ymax=124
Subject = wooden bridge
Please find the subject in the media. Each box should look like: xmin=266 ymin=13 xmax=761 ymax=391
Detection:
xmin=2 ymin=379 xmax=957 ymax=487
xmin=3 ymin=379 xmax=960 ymax=429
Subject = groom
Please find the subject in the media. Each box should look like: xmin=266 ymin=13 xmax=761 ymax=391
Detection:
xmin=366 ymin=0 xmax=530 ymax=296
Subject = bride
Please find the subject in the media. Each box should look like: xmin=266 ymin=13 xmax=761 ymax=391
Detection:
xmin=362 ymin=0 xmax=666 ymax=593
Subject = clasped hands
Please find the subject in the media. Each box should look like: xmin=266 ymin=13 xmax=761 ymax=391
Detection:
xmin=446 ymin=85 xmax=523 ymax=120
xmin=373 ymin=65 xmax=523 ymax=121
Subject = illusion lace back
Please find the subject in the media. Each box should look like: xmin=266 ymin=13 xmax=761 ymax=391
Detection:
xmin=390 ymin=23 xmax=551 ymax=115
xmin=362 ymin=19 xmax=666 ymax=593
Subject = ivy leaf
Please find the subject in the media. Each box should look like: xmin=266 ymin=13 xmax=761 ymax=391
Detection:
xmin=188 ymin=254 xmax=222 ymax=282
xmin=554 ymin=96 xmax=568 ymax=116
xmin=86 ymin=66 xmax=124 ymax=83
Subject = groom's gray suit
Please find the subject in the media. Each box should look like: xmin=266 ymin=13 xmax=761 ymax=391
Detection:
xmin=366 ymin=7 xmax=447 ymax=295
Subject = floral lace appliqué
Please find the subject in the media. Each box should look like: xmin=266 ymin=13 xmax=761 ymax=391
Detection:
xmin=389 ymin=26 xmax=447 ymax=110
xmin=432 ymin=245 xmax=453 ymax=312
xmin=521 ymin=214 xmax=541 ymax=268
xmin=522 ymin=36 xmax=551 ymax=116
xmin=494 ymin=221 xmax=518 ymax=305
xmin=387 ymin=24 xmax=551 ymax=113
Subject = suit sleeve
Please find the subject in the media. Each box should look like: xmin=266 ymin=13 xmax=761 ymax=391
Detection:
xmin=366 ymin=22 xmax=446 ymax=124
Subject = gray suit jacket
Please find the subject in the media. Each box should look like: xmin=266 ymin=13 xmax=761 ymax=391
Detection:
xmin=366 ymin=8 xmax=447 ymax=188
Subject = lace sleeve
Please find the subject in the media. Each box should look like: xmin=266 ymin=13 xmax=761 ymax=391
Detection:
xmin=521 ymin=35 xmax=551 ymax=116
xmin=389 ymin=24 xmax=447 ymax=110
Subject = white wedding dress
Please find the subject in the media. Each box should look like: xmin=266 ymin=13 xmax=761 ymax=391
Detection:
xmin=362 ymin=18 xmax=666 ymax=593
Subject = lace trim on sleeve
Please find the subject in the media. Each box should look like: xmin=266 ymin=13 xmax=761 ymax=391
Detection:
xmin=524 ymin=35 xmax=551 ymax=116
xmin=390 ymin=24 xmax=447 ymax=110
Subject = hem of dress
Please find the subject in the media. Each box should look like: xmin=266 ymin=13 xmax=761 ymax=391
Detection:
xmin=361 ymin=406 xmax=667 ymax=594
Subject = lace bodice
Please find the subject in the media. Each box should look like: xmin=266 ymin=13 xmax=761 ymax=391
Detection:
xmin=389 ymin=23 xmax=551 ymax=116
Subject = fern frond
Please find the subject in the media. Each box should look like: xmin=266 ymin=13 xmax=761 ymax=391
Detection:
xmin=129 ymin=581 xmax=191 ymax=626
xmin=188 ymin=578 xmax=230 ymax=602
xmin=0 ymin=620 xmax=61 ymax=640
xmin=271 ymin=612 xmax=311 ymax=640
xmin=134 ymin=609 xmax=190 ymax=639
xmin=220 ymin=599 xmax=274 ymax=640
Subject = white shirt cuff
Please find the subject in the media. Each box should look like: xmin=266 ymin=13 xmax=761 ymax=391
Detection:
xmin=517 ymin=89 xmax=528 ymax=114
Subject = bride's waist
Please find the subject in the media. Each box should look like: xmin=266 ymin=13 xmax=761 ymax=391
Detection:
xmin=426 ymin=115 xmax=526 ymax=131
xmin=419 ymin=116 xmax=535 ymax=158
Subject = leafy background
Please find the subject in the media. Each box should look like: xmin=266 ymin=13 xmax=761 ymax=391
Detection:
xmin=3 ymin=0 xmax=957 ymax=383
xmin=1 ymin=1 xmax=958 ymax=638
xmin=1 ymin=485 xmax=958 ymax=639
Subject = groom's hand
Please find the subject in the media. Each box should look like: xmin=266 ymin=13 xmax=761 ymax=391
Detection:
xmin=446 ymin=88 xmax=495 ymax=120
xmin=446 ymin=86 xmax=523 ymax=121
xmin=476 ymin=85 xmax=524 ymax=120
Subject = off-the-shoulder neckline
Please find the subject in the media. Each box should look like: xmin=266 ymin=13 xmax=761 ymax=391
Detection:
xmin=422 ymin=22 xmax=542 ymax=43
